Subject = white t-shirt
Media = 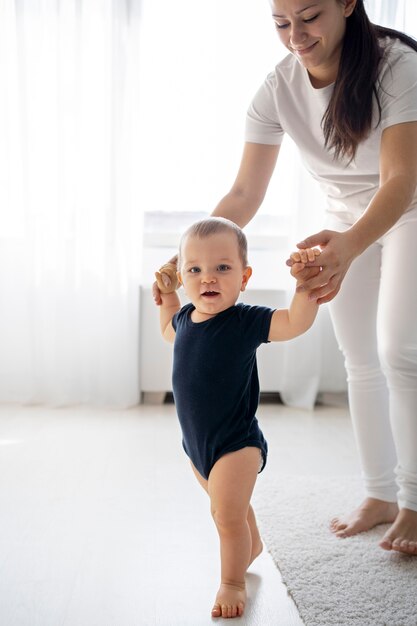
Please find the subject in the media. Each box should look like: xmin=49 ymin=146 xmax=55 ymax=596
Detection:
xmin=245 ymin=38 xmax=417 ymax=222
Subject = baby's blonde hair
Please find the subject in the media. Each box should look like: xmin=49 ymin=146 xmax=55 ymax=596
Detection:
xmin=178 ymin=217 xmax=248 ymax=268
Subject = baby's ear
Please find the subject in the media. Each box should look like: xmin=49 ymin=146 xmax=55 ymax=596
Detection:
xmin=176 ymin=271 xmax=182 ymax=286
xmin=241 ymin=266 xmax=252 ymax=291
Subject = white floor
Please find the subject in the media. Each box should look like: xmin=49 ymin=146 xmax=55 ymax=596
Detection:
xmin=0 ymin=399 xmax=359 ymax=626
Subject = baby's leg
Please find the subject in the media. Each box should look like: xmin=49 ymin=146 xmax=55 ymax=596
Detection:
xmin=208 ymin=447 xmax=261 ymax=619
xmin=190 ymin=461 xmax=263 ymax=566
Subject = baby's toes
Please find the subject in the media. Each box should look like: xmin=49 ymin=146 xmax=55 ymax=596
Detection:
xmin=211 ymin=603 xmax=221 ymax=618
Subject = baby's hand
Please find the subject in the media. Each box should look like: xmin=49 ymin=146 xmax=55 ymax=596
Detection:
xmin=154 ymin=262 xmax=179 ymax=294
xmin=289 ymin=248 xmax=321 ymax=278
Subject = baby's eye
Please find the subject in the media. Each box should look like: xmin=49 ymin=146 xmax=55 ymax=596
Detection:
xmin=189 ymin=267 xmax=200 ymax=273
xmin=217 ymin=264 xmax=231 ymax=272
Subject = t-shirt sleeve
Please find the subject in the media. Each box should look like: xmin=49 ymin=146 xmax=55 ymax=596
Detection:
xmin=245 ymin=71 xmax=285 ymax=146
xmin=237 ymin=304 xmax=275 ymax=349
xmin=172 ymin=303 xmax=192 ymax=331
xmin=172 ymin=311 xmax=179 ymax=331
xmin=379 ymin=46 xmax=417 ymax=131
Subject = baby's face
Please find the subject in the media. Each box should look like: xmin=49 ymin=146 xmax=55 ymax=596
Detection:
xmin=178 ymin=231 xmax=252 ymax=321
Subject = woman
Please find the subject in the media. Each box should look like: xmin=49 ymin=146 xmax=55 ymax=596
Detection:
xmin=154 ymin=0 xmax=417 ymax=555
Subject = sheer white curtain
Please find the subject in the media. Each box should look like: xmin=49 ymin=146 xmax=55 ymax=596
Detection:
xmin=280 ymin=0 xmax=417 ymax=408
xmin=0 ymin=1 xmax=142 ymax=407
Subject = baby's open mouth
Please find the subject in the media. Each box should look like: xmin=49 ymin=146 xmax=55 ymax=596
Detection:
xmin=202 ymin=291 xmax=219 ymax=297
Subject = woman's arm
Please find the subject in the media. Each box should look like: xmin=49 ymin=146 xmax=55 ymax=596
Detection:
xmin=211 ymin=142 xmax=280 ymax=227
xmin=291 ymin=121 xmax=417 ymax=304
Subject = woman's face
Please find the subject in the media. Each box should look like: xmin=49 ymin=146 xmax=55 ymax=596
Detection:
xmin=269 ymin=0 xmax=357 ymax=87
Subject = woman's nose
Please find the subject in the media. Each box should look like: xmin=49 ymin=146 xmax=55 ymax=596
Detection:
xmin=290 ymin=23 xmax=307 ymax=47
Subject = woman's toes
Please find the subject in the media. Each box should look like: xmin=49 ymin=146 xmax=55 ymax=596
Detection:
xmin=330 ymin=518 xmax=347 ymax=533
xmin=379 ymin=536 xmax=393 ymax=550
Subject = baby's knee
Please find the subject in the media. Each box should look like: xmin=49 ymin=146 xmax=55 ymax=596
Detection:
xmin=211 ymin=506 xmax=246 ymax=533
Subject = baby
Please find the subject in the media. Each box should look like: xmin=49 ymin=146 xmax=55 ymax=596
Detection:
xmin=156 ymin=216 xmax=320 ymax=619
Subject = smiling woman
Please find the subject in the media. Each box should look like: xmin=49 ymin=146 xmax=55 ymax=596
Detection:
xmin=205 ymin=0 xmax=417 ymax=560
xmin=270 ymin=0 xmax=355 ymax=88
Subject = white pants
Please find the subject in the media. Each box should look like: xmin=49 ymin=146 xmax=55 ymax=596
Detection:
xmin=327 ymin=210 xmax=417 ymax=512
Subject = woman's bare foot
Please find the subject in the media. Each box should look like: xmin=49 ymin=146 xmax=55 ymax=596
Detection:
xmin=380 ymin=508 xmax=417 ymax=555
xmin=330 ymin=498 xmax=399 ymax=538
xmin=211 ymin=582 xmax=246 ymax=619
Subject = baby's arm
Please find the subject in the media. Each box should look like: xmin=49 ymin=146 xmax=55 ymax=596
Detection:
xmin=157 ymin=286 xmax=181 ymax=344
xmin=268 ymin=248 xmax=321 ymax=342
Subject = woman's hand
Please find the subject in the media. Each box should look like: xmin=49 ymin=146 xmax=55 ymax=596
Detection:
xmin=286 ymin=230 xmax=356 ymax=305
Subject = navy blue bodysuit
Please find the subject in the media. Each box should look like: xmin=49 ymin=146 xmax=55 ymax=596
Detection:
xmin=172 ymin=302 xmax=274 ymax=480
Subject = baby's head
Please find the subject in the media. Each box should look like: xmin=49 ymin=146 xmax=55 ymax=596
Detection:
xmin=177 ymin=217 xmax=252 ymax=317
xmin=178 ymin=217 xmax=248 ymax=269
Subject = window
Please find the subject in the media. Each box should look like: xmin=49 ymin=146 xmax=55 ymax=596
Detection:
xmin=138 ymin=0 xmax=297 ymax=288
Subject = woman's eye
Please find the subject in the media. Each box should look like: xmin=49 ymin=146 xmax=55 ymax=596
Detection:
xmin=304 ymin=14 xmax=319 ymax=23
xmin=274 ymin=14 xmax=319 ymax=30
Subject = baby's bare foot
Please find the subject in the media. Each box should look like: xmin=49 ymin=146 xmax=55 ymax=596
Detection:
xmin=211 ymin=582 xmax=246 ymax=619
xmin=380 ymin=508 xmax=417 ymax=555
xmin=330 ymin=498 xmax=398 ymax=538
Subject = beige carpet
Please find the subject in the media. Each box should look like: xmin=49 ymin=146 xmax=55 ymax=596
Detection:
xmin=253 ymin=475 xmax=417 ymax=626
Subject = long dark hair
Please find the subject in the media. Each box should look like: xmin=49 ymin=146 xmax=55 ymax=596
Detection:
xmin=322 ymin=0 xmax=417 ymax=161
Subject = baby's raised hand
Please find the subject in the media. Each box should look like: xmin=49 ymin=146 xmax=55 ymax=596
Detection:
xmin=154 ymin=262 xmax=179 ymax=294
xmin=289 ymin=248 xmax=321 ymax=279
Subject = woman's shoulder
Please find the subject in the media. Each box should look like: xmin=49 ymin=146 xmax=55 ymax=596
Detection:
xmin=378 ymin=36 xmax=417 ymax=90
xmin=379 ymin=36 xmax=417 ymax=69
xmin=270 ymin=52 xmax=302 ymax=82
xmin=260 ymin=53 xmax=305 ymax=94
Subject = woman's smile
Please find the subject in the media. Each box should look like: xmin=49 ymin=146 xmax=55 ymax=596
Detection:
xmin=291 ymin=41 xmax=319 ymax=56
